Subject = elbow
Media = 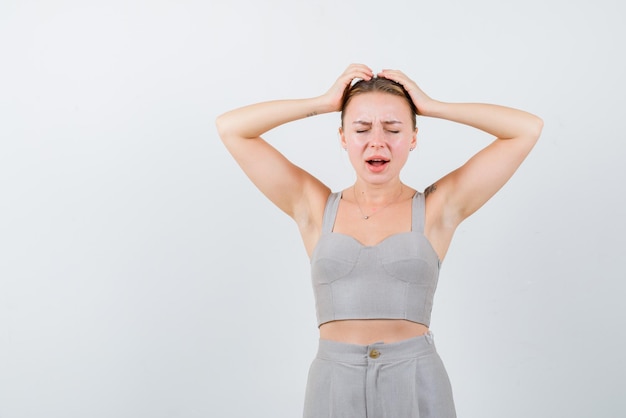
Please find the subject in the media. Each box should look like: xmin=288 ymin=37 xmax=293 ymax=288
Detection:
xmin=215 ymin=112 xmax=231 ymax=141
xmin=517 ymin=114 xmax=543 ymax=146
xmin=530 ymin=114 xmax=544 ymax=142
xmin=215 ymin=113 xmax=225 ymax=135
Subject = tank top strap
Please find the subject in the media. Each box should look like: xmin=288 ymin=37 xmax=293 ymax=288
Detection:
xmin=321 ymin=192 xmax=342 ymax=233
xmin=411 ymin=192 xmax=425 ymax=233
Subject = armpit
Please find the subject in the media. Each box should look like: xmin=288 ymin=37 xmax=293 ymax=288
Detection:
xmin=424 ymin=183 xmax=437 ymax=198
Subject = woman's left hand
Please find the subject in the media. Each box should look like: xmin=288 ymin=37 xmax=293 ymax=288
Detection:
xmin=377 ymin=69 xmax=437 ymax=116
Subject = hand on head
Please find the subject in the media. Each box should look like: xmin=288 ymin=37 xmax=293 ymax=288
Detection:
xmin=377 ymin=69 xmax=433 ymax=116
xmin=324 ymin=64 xmax=434 ymax=117
xmin=321 ymin=64 xmax=374 ymax=112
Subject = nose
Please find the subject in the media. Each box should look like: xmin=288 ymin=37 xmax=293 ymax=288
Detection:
xmin=369 ymin=124 xmax=386 ymax=149
xmin=369 ymin=126 xmax=385 ymax=148
xmin=369 ymin=135 xmax=385 ymax=149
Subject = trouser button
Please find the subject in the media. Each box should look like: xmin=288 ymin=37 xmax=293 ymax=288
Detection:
xmin=369 ymin=349 xmax=380 ymax=359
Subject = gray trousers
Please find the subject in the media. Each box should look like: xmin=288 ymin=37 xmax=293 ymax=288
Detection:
xmin=303 ymin=332 xmax=456 ymax=418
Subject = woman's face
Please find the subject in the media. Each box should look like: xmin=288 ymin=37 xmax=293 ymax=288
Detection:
xmin=340 ymin=92 xmax=417 ymax=185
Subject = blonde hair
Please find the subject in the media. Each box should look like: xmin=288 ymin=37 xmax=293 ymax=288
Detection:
xmin=341 ymin=77 xmax=417 ymax=128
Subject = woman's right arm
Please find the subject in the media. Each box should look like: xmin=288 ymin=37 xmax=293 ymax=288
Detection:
xmin=216 ymin=97 xmax=330 ymax=222
xmin=215 ymin=64 xmax=373 ymax=224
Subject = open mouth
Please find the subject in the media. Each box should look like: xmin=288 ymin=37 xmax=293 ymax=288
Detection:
xmin=366 ymin=158 xmax=390 ymax=168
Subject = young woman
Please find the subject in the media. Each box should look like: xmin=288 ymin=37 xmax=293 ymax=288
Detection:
xmin=216 ymin=63 xmax=543 ymax=417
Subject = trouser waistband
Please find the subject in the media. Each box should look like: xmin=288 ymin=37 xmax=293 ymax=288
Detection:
xmin=315 ymin=331 xmax=436 ymax=363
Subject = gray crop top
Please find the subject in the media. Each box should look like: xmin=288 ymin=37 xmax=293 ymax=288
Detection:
xmin=310 ymin=191 xmax=441 ymax=327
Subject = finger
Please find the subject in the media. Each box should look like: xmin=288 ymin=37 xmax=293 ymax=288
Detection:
xmin=348 ymin=63 xmax=373 ymax=74
xmin=378 ymin=70 xmax=414 ymax=90
xmin=352 ymin=72 xmax=374 ymax=83
xmin=346 ymin=64 xmax=373 ymax=79
xmin=377 ymin=70 xmax=399 ymax=83
xmin=377 ymin=69 xmax=404 ymax=81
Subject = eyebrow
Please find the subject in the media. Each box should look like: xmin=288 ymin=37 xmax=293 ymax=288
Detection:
xmin=352 ymin=120 xmax=403 ymax=125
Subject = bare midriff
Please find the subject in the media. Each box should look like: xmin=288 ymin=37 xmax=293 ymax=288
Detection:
xmin=319 ymin=319 xmax=429 ymax=345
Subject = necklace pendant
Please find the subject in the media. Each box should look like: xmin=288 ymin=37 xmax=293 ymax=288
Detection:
xmin=363 ymin=215 xmax=369 ymax=220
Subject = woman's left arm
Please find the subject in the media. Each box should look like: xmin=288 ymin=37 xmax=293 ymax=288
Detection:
xmin=422 ymin=100 xmax=543 ymax=222
xmin=379 ymin=70 xmax=544 ymax=224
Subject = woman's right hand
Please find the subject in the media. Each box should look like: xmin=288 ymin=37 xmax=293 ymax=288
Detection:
xmin=319 ymin=63 xmax=374 ymax=112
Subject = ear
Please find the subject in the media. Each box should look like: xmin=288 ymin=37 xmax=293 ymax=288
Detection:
xmin=410 ymin=127 xmax=418 ymax=150
xmin=339 ymin=127 xmax=347 ymax=149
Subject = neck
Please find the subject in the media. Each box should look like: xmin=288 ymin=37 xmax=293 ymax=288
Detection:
xmin=353 ymin=181 xmax=404 ymax=206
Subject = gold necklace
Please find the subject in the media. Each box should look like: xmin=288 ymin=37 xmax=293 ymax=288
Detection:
xmin=353 ymin=185 xmax=404 ymax=220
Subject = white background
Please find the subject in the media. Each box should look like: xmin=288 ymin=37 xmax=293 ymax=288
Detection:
xmin=1 ymin=1 xmax=624 ymax=417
